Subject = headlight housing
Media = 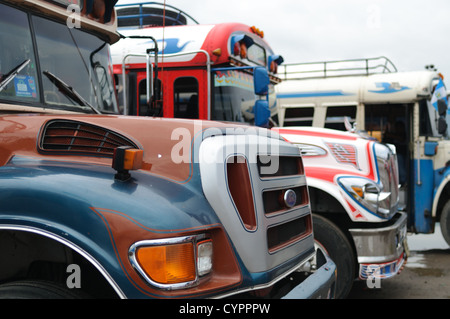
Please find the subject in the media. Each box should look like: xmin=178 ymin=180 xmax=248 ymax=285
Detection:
xmin=129 ymin=234 xmax=213 ymax=290
xmin=337 ymin=142 xmax=399 ymax=219
xmin=337 ymin=176 xmax=392 ymax=218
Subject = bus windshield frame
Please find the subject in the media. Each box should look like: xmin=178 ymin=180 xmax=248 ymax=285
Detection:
xmin=0 ymin=1 xmax=118 ymax=114
xmin=211 ymin=68 xmax=276 ymax=124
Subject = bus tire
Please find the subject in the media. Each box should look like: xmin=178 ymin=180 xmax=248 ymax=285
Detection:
xmin=440 ymin=200 xmax=450 ymax=247
xmin=0 ymin=280 xmax=89 ymax=299
xmin=312 ymin=214 xmax=356 ymax=299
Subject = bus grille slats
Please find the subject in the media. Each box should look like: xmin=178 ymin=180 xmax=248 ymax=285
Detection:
xmin=39 ymin=120 xmax=139 ymax=157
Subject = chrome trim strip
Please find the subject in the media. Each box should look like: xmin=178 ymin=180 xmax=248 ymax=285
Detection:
xmin=0 ymin=224 xmax=126 ymax=299
xmin=212 ymin=249 xmax=316 ymax=299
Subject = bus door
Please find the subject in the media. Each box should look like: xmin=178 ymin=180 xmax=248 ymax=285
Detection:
xmin=136 ymin=71 xmax=153 ymax=116
xmin=116 ymin=69 xmax=137 ymax=115
xmin=159 ymin=69 xmax=207 ymax=120
xmin=364 ymin=103 xmax=417 ymax=226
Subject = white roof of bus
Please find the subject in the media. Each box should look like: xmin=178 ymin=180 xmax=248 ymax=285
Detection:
xmin=276 ymin=70 xmax=442 ymax=104
xmin=111 ymin=25 xmax=215 ymax=65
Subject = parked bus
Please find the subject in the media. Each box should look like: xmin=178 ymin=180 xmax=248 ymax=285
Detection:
xmin=111 ymin=1 xmax=284 ymax=127
xmin=277 ymin=57 xmax=450 ymax=246
xmin=111 ymin=5 xmax=411 ymax=298
xmin=0 ymin=0 xmax=336 ymax=299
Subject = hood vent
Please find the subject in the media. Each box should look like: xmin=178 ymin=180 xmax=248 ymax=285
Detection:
xmin=39 ymin=120 xmax=139 ymax=157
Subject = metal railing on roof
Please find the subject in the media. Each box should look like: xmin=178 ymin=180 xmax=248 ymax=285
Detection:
xmin=279 ymin=56 xmax=398 ymax=81
xmin=116 ymin=1 xmax=199 ymax=28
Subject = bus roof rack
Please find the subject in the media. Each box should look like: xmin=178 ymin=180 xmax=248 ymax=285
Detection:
xmin=116 ymin=1 xmax=199 ymax=28
xmin=279 ymin=56 xmax=398 ymax=81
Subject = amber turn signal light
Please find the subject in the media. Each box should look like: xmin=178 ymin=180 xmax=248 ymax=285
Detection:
xmin=112 ymin=146 xmax=143 ymax=180
xmin=136 ymin=243 xmax=196 ymax=285
xmin=129 ymin=235 xmax=213 ymax=290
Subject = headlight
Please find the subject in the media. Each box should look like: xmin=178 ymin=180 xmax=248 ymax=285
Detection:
xmin=129 ymin=234 xmax=213 ymax=290
xmin=337 ymin=177 xmax=391 ymax=218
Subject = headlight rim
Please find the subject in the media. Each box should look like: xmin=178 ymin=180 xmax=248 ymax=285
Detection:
xmin=129 ymin=234 xmax=212 ymax=291
xmin=337 ymin=176 xmax=392 ymax=219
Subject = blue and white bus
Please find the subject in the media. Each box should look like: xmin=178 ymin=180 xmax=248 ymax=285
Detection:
xmin=277 ymin=57 xmax=450 ymax=246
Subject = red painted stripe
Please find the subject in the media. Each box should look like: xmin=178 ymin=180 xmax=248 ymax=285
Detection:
xmin=275 ymin=128 xmax=358 ymax=141
xmin=305 ymin=166 xmax=355 ymax=183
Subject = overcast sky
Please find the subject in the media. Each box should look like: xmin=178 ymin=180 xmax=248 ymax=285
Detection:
xmin=117 ymin=0 xmax=450 ymax=80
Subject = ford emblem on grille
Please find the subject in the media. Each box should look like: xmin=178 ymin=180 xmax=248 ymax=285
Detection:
xmin=284 ymin=189 xmax=297 ymax=208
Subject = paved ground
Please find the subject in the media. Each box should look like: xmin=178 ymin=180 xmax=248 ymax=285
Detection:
xmin=347 ymin=223 xmax=450 ymax=299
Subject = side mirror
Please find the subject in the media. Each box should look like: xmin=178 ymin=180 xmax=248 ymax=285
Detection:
xmin=438 ymin=99 xmax=448 ymax=116
xmin=438 ymin=116 xmax=448 ymax=135
xmin=254 ymin=99 xmax=270 ymax=127
xmin=253 ymin=66 xmax=270 ymax=96
xmin=268 ymin=55 xmax=284 ymax=66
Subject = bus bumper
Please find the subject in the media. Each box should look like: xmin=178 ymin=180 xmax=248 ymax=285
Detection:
xmin=349 ymin=212 xmax=409 ymax=279
xmin=282 ymin=249 xmax=337 ymax=299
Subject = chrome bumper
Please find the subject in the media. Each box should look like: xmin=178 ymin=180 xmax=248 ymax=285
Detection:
xmin=349 ymin=212 xmax=408 ymax=279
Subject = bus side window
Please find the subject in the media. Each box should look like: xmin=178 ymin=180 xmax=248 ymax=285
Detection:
xmin=418 ymin=99 xmax=433 ymax=136
xmin=174 ymin=77 xmax=199 ymax=119
xmin=283 ymin=107 xmax=314 ymax=126
xmin=325 ymin=105 xmax=356 ymax=131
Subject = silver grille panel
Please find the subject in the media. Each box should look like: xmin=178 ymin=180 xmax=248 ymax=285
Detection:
xmin=199 ymin=134 xmax=314 ymax=273
xmin=373 ymin=143 xmax=399 ymax=217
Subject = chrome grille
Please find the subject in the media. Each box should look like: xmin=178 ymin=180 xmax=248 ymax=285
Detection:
xmin=374 ymin=143 xmax=399 ymax=216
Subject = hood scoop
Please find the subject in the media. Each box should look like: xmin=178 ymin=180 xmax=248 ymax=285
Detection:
xmin=39 ymin=119 xmax=139 ymax=157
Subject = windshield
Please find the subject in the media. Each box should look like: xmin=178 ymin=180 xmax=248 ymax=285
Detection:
xmin=212 ymin=70 xmax=277 ymax=124
xmin=0 ymin=2 xmax=118 ymax=114
xmin=0 ymin=4 xmax=40 ymax=103
xmin=33 ymin=15 xmax=117 ymax=113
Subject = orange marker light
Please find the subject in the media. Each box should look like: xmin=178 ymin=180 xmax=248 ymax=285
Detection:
xmin=351 ymin=186 xmax=364 ymax=198
xmin=212 ymin=48 xmax=222 ymax=56
xmin=123 ymin=148 xmax=143 ymax=170
xmin=136 ymin=243 xmax=196 ymax=284
xmin=112 ymin=146 xmax=143 ymax=180
xmin=250 ymin=26 xmax=264 ymax=38
xmin=240 ymin=42 xmax=247 ymax=59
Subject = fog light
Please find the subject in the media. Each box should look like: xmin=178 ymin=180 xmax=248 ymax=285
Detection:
xmin=197 ymin=240 xmax=213 ymax=276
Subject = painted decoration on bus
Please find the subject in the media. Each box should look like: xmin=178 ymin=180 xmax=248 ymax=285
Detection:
xmin=111 ymin=25 xmax=214 ymax=65
xmin=368 ymin=82 xmax=411 ymax=94
xmin=214 ymin=70 xmax=253 ymax=91
xmin=325 ymin=142 xmax=359 ymax=169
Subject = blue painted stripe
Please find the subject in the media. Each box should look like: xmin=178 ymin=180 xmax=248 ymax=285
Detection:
xmin=411 ymin=159 xmax=434 ymax=233
xmin=277 ymin=91 xmax=354 ymax=99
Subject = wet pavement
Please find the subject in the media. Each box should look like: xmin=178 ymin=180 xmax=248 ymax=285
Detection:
xmin=347 ymin=223 xmax=450 ymax=299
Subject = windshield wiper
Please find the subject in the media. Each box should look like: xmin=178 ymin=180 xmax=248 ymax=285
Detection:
xmin=43 ymin=70 xmax=101 ymax=114
xmin=0 ymin=59 xmax=31 ymax=92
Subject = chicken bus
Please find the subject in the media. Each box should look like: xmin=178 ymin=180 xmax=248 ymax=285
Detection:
xmin=111 ymin=1 xmax=284 ymax=128
xmin=277 ymin=57 xmax=450 ymax=247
